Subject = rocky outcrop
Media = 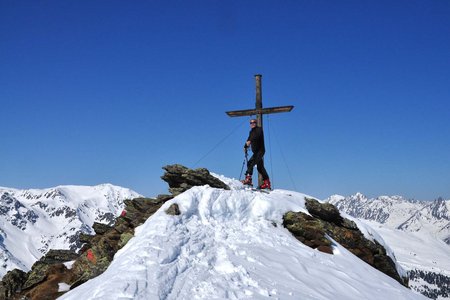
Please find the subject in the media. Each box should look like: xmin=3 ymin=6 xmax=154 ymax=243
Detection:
xmin=283 ymin=198 xmax=407 ymax=286
xmin=0 ymin=269 xmax=27 ymax=300
xmin=21 ymin=249 xmax=78 ymax=291
xmin=0 ymin=164 xmax=229 ymax=300
xmin=92 ymin=222 xmax=113 ymax=235
xmin=161 ymin=164 xmax=230 ymax=195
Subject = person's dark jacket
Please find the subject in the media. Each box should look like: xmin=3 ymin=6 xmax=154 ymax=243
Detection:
xmin=246 ymin=127 xmax=265 ymax=153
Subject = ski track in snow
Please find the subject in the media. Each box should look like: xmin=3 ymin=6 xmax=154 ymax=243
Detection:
xmin=59 ymin=181 xmax=426 ymax=300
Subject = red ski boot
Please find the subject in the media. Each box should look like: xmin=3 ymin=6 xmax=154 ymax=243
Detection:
xmin=241 ymin=174 xmax=253 ymax=186
xmin=259 ymin=179 xmax=271 ymax=190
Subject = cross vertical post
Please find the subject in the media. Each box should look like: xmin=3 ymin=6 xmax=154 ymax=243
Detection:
xmin=226 ymin=75 xmax=294 ymax=188
xmin=255 ymin=74 xmax=263 ymax=186
xmin=255 ymin=74 xmax=263 ymax=129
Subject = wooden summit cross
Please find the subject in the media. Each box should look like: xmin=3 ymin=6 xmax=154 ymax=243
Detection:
xmin=226 ymin=74 xmax=294 ymax=187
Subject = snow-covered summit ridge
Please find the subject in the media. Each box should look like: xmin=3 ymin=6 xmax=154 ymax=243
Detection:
xmin=60 ymin=177 xmax=424 ymax=300
xmin=0 ymin=184 xmax=141 ymax=278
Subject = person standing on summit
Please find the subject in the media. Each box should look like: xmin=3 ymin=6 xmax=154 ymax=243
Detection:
xmin=241 ymin=119 xmax=271 ymax=189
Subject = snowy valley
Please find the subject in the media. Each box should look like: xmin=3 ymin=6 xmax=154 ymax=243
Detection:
xmin=328 ymin=193 xmax=450 ymax=299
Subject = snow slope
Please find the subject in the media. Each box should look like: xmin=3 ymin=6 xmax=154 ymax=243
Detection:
xmin=59 ymin=177 xmax=425 ymax=300
xmin=359 ymin=220 xmax=450 ymax=299
xmin=0 ymin=184 xmax=141 ymax=277
xmin=362 ymin=220 xmax=450 ymax=274
xmin=328 ymin=193 xmax=450 ymax=299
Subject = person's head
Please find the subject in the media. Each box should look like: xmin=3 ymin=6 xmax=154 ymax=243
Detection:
xmin=250 ymin=119 xmax=257 ymax=128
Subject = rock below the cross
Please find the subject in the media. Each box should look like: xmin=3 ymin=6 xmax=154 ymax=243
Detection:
xmin=161 ymin=164 xmax=230 ymax=196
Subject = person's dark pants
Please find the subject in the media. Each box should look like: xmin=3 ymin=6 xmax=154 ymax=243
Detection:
xmin=246 ymin=151 xmax=269 ymax=180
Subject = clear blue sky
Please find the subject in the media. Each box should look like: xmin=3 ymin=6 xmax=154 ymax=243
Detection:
xmin=1 ymin=0 xmax=449 ymax=201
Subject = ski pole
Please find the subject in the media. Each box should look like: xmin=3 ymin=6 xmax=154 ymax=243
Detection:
xmin=239 ymin=156 xmax=246 ymax=180
xmin=239 ymin=152 xmax=249 ymax=180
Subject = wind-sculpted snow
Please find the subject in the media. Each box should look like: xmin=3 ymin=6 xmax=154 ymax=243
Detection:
xmin=60 ymin=183 xmax=425 ymax=300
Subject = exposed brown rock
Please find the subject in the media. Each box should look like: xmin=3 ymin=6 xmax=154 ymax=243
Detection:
xmin=92 ymin=222 xmax=113 ymax=235
xmin=304 ymin=197 xmax=343 ymax=225
xmin=0 ymin=269 xmax=27 ymax=300
xmin=165 ymin=203 xmax=181 ymax=215
xmin=283 ymin=197 xmax=407 ymax=287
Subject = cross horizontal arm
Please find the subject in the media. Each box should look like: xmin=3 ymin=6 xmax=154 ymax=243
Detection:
xmin=226 ymin=105 xmax=294 ymax=117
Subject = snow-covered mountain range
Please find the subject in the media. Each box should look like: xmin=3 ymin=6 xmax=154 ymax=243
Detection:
xmin=328 ymin=193 xmax=450 ymax=299
xmin=327 ymin=193 xmax=450 ymax=244
xmin=0 ymin=184 xmax=141 ymax=278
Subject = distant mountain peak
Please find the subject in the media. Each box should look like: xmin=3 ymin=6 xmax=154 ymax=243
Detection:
xmin=352 ymin=192 xmax=367 ymax=200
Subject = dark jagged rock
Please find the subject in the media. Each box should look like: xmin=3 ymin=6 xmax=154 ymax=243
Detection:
xmin=161 ymin=164 xmax=229 ymax=195
xmin=305 ymin=198 xmax=344 ymax=225
xmin=165 ymin=203 xmax=181 ymax=216
xmin=22 ymin=262 xmax=51 ymax=290
xmin=79 ymin=232 xmax=94 ymax=244
xmin=40 ymin=250 xmax=79 ymax=265
xmin=92 ymin=222 xmax=113 ymax=235
xmin=25 ymin=264 xmax=71 ymax=300
xmin=283 ymin=211 xmax=333 ymax=252
xmin=283 ymin=197 xmax=408 ymax=287
xmin=0 ymin=269 xmax=28 ymax=300
xmin=121 ymin=197 xmax=166 ymax=227
xmin=157 ymin=194 xmax=174 ymax=202
xmin=20 ymin=251 xmax=78 ymax=292
xmin=0 ymin=250 xmax=80 ymax=299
